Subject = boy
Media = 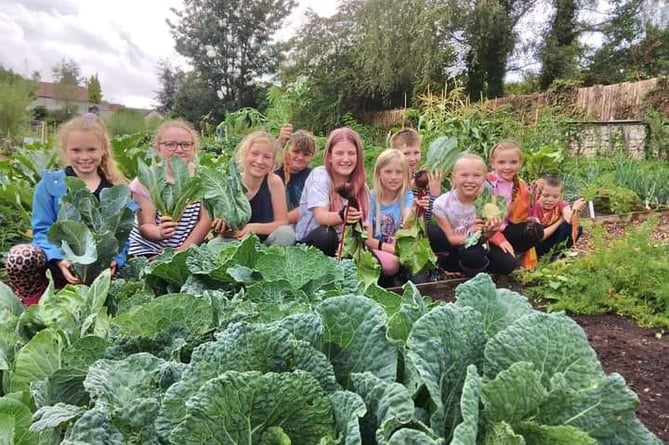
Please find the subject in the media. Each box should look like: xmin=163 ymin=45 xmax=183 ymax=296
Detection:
xmin=531 ymin=175 xmax=586 ymax=260
xmin=389 ymin=128 xmax=442 ymax=218
xmin=276 ymin=125 xmax=317 ymax=225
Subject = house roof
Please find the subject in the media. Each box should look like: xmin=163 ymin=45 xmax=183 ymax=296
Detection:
xmin=37 ymin=81 xmax=89 ymax=102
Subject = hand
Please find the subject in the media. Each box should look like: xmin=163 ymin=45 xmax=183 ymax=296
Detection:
xmin=110 ymin=261 xmax=117 ymax=276
xmin=233 ymin=224 xmax=254 ymax=240
xmin=57 ymin=260 xmax=81 ymax=284
xmin=345 ymin=207 xmax=362 ymax=225
xmin=158 ymin=215 xmax=177 ymax=240
xmin=428 ymin=170 xmax=443 ymax=197
xmin=211 ymin=218 xmax=228 ymax=234
xmin=482 ymin=216 xmax=501 ymax=236
xmin=414 ymin=195 xmax=430 ymax=211
xmin=278 ymin=123 xmax=293 ymax=147
xmin=499 ymin=240 xmax=515 ymax=257
xmin=572 ymin=198 xmax=586 ymax=213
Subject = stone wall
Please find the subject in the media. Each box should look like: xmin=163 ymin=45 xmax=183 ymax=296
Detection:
xmin=568 ymin=121 xmax=647 ymax=159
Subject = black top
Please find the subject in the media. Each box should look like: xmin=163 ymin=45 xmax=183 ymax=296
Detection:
xmin=249 ymin=175 xmax=272 ymax=241
xmin=276 ymin=166 xmax=312 ymax=210
xmin=65 ymin=166 xmax=112 ymax=200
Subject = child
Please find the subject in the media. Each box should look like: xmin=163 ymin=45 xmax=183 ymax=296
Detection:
xmin=390 ymin=128 xmax=442 ymax=220
xmin=364 ymin=149 xmax=415 ymax=280
xmin=128 ymin=119 xmax=211 ymax=257
xmin=5 ymin=113 xmax=131 ymax=305
xmin=296 ymin=127 xmax=368 ymax=257
xmin=428 ymin=153 xmax=514 ymax=275
xmin=531 ymin=175 xmax=585 ymax=260
xmin=275 ymin=128 xmax=317 ymax=225
xmin=486 ymin=140 xmax=544 ymax=269
xmin=211 ymin=131 xmax=295 ymax=246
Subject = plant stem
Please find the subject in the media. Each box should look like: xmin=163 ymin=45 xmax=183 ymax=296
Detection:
xmin=337 ymin=204 xmax=350 ymax=261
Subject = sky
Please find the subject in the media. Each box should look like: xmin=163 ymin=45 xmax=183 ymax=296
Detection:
xmin=0 ymin=0 xmax=340 ymax=109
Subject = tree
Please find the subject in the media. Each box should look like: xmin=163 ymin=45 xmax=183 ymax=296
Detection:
xmin=105 ymin=107 xmax=146 ymax=136
xmin=51 ymin=58 xmax=83 ymax=119
xmin=0 ymin=67 xmax=36 ymax=143
xmin=87 ymin=74 xmax=102 ymax=104
xmin=538 ymin=0 xmax=580 ymax=90
xmin=168 ymin=0 xmax=297 ymax=121
xmin=155 ymin=59 xmax=184 ymax=113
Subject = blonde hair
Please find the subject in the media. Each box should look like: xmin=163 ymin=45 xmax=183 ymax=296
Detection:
xmin=452 ymin=152 xmax=487 ymax=177
xmin=489 ymin=139 xmax=523 ymax=163
xmin=58 ymin=113 xmax=126 ymax=184
xmin=154 ymin=119 xmax=200 ymax=154
xmin=235 ymin=130 xmax=280 ymax=172
xmin=372 ymin=149 xmax=410 ymax=236
xmin=390 ymin=128 xmax=422 ymax=150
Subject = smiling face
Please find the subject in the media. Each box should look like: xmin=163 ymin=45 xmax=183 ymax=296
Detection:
xmin=244 ymin=141 xmax=275 ymax=178
xmin=538 ymin=184 xmax=563 ymax=210
xmin=452 ymin=157 xmax=486 ymax=202
xmin=156 ymin=126 xmax=195 ymax=164
xmin=490 ymin=148 xmax=522 ymax=182
xmin=378 ymin=157 xmax=406 ymax=195
xmin=63 ymin=130 xmax=104 ymax=177
xmin=328 ymin=140 xmax=358 ymax=180
xmin=288 ymin=146 xmax=313 ymax=174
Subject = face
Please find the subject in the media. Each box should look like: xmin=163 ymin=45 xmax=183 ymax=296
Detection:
xmin=245 ymin=141 xmax=275 ymax=178
xmin=378 ymin=158 xmax=406 ymax=194
xmin=289 ymin=147 xmax=313 ymax=174
xmin=452 ymin=159 xmax=485 ymax=200
xmin=63 ymin=130 xmax=104 ymax=177
xmin=399 ymin=145 xmax=421 ymax=173
xmin=490 ymin=149 xmax=522 ymax=181
xmin=157 ymin=127 xmax=195 ymax=163
xmin=328 ymin=141 xmax=358 ymax=179
xmin=538 ymin=184 xmax=562 ymax=210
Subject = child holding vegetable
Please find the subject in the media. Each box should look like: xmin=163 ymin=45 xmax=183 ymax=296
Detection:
xmin=211 ymin=131 xmax=295 ymax=246
xmin=5 ymin=113 xmax=131 ymax=304
xmin=364 ymin=149 xmax=421 ymax=280
xmin=428 ymin=153 xmax=515 ymax=275
xmin=485 ymin=140 xmax=544 ymax=270
xmin=128 ymin=119 xmax=211 ymax=257
xmin=296 ymin=127 xmax=368 ymax=256
xmin=531 ymin=175 xmax=585 ymax=260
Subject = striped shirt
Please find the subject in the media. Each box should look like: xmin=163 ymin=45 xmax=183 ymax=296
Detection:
xmin=127 ymin=178 xmax=202 ymax=257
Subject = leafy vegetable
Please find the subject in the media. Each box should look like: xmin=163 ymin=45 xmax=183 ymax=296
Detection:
xmin=136 ymin=156 xmax=201 ymax=220
xmin=395 ymin=213 xmax=437 ymax=275
xmin=199 ymin=161 xmax=251 ymax=232
xmin=464 ymin=185 xmax=507 ymax=248
xmin=47 ymin=177 xmax=134 ymax=284
xmin=424 ymin=136 xmax=459 ymax=173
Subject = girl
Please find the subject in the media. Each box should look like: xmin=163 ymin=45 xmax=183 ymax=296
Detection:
xmin=486 ymin=140 xmax=544 ymax=269
xmin=128 ymin=119 xmax=211 ymax=257
xmin=211 ymin=131 xmax=294 ymax=245
xmin=428 ymin=153 xmax=514 ymax=275
xmin=296 ymin=127 xmax=368 ymax=256
xmin=5 ymin=113 xmax=131 ymax=305
xmin=364 ymin=149 xmax=415 ymax=280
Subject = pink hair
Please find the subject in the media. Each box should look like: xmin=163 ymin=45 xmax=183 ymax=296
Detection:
xmin=323 ymin=127 xmax=369 ymax=219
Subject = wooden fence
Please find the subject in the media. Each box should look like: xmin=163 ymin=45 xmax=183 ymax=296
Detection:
xmin=361 ymin=78 xmax=665 ymax=128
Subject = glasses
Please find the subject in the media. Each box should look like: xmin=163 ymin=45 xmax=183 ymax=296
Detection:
xmin=159 ymin=141 xmax=195 ymax=152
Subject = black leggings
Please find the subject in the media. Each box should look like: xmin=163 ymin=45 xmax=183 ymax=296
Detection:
xmin=537 ymin=222 xmax=582 ymax=257
xmin=427 ymin=223 xmax=517 ymax=275
xmin=300 ymin=226 xmax=339 ymax=257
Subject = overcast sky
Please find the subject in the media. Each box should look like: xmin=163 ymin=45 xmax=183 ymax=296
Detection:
xmin=0 ymin=0 xmax=339 ymax=109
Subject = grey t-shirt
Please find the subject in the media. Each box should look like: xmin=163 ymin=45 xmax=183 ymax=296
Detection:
xmin=296 ymin=166 xmax=334 ymax=241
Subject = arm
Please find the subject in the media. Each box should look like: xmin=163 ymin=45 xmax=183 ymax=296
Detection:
xmin=435 ymin=215 xmax=466 ymax=246
xmin=31 ymin=180 xmax=63 ymax=261
xmin=178 ymin=203 xmax=212 ymax=250
xmin=287 ymin=207 xmax=299 ymax=225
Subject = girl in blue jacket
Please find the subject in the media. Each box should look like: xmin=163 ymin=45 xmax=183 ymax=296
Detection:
xmin=5 ymin=114 xmax=131 ymax=305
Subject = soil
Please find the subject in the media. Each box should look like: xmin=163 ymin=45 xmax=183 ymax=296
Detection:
xmin=415 ymin=212 xmax=669 ymax=442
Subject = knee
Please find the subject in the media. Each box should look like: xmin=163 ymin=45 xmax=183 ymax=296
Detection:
xmin=266 ymin=225 xmax=296 ymax=247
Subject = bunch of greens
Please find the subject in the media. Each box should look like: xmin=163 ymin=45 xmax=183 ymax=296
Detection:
xmin=464 ymin=186 xmax=507 ymax=248
xmin=395 ymin=213 xmax=437 ymax=275
xmin=424 ymin=136 xmax=459 ymax=173
xmin=47 ymin=178 xmax=135 ymax=285
xmin=136 ymin=156 xmax=201 ymax=221
xmin=199 ymin=161 xmax=251 ymax=232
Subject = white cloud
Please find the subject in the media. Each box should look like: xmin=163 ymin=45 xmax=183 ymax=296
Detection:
xmin=0 ymin=0 xmax=338 ymax=109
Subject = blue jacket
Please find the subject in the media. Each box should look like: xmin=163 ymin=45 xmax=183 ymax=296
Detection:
xmin=32 ymin=169 xmax=135 ymax=268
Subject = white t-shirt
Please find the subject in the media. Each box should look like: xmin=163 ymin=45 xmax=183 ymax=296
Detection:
xmin=296 ymin=166 xmax=334 ymax=241
xmin=432 ymin=190 xmax=477 ymax=237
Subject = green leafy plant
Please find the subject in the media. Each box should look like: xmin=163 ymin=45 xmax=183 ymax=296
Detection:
xmin=199 ymin=161 xmax=251 ymax=232
xmin=464 ymin=187 xmax=507 ymax=248
xmin=47 ymin=178 xmax=135 ymax=285
xmin=136 ymin=156 xmax=201 ymax=221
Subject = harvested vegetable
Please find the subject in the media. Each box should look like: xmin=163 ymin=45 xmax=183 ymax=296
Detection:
xmin=200 ymin=161 xmax=251 ymax=232
xmin=137 ymin=157 xmax=201 ymax=221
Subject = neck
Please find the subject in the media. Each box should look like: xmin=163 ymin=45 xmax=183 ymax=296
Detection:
xmin=455 ymin=189 xmax=476 ymax=205
xmin=243 ymin=172 xmax=264 ymax=191
xmin=331 ymin=173 xmax=350 ymax=188
xmin=379 ymin=188 xmax=399 ymax=204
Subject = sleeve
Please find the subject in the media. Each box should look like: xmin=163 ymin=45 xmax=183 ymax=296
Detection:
xmin=112 ymin=198 xmax=138 ymax=268
xmin=432 ymin=194 xmax=448 ymax=219
xmin=304 ymin=168 xmax=331 ymax=211
xmin=31 ymin=179 xmax=63 ymax=262
xmin=404 ymin=190 xmax=414 ymax=207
